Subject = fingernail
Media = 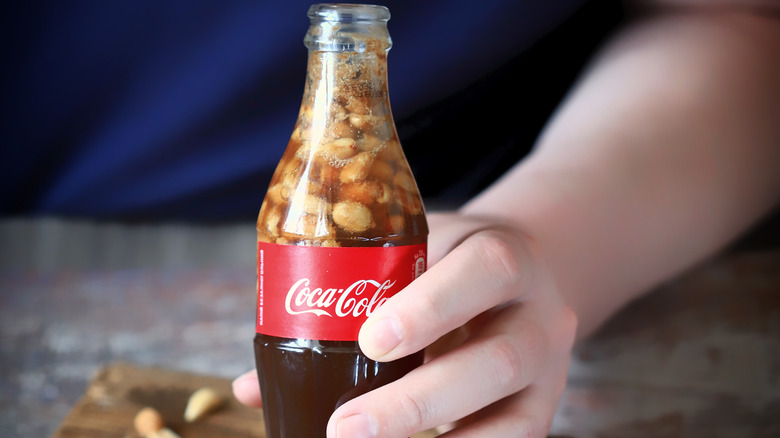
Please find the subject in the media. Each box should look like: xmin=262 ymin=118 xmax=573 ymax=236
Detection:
xmin=362 ymin=317 xmax=403 ymax=357
xmin=231 ymin=369 xmax=255 ymax=388
xmin=231 ymin=369 xmax=263 ymax=407
xmin=337 ymin=413 xmax=377 ymax=438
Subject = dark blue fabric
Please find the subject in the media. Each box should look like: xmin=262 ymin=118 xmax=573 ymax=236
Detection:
xmin=1 ymin=0 xmax=587 ymax=221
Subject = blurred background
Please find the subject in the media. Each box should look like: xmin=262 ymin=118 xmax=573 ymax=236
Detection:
xmin=1 ymin=1 xmax=778 ymax=437
xmin=1 ymin=0 xmax=622 ymax=220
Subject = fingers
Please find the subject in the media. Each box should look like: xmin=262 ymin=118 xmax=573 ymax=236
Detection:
xmin=442 ymin=310 xmax=576 ymax=438
xmin=439 ymin=381 xmax=562 ymax=438
xmin=231 ymin=369 xmax=263 ymax=408
xmin=442 ymin=329 xmax=573 ymax=438
xmin=331 ymin=303 xmax=551 ymax=438
xmin=360 ymin=228 xmax=535 ymax=361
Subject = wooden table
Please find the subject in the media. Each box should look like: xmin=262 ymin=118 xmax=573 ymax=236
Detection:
xmin=1 ymin=217 xmax=778 ymax=437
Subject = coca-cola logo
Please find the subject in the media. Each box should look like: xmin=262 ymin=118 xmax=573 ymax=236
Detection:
xmin=285 ymin=278 xmax=396 ymax=318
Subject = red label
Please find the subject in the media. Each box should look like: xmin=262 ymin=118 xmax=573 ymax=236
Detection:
xmin=256 ymin=242 xmax=427 ymax=341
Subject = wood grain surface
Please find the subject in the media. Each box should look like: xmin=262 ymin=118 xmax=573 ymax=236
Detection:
xmin=53 ymin=362 xmax=438 ymax=438
xmin=2 ymin=218 xmax=779 ymax=437
xmin=54 ymin=362 xmax=261 ymax=437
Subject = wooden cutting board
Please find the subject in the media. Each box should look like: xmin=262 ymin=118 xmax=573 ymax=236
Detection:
xmin=54 ymin=362 xmax=438 ymax=438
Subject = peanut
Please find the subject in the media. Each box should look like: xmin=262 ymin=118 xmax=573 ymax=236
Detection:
xmin=288 ymin=190 xmax=328 ymax=216
xmin=267 ymin=183 xmax=293 ymax=205
xmin=371 ymin=121 xmax=392 ymax=141
xmin=320 ymin=137 xmax=357 ymax=161
xmin=332 ymin=120 xmax=353 ymax=138
xmin=318 ymin=162 xmax=339 ymax=185
xmin=388 ymin=215 xmax=405 ymax=233
xmin=400 ymin=191 xmax=423 ymax=215
xmin=378 ymin=139 xmax=403 ymax=162
xmin=283 ymin=214 xmax=334 ymax=238
xmin=340 ymin=181 xmax=382 ymax=205
xmin=134 ymin=407 xmax=164 ymax=436
xmin=357 ymin=134 xmax=382 ymax=152
xmin=377 ymin=183 xmax=392 ymax=204
xmin=281 ymin=171 xmax=298 ymax=192
xmin=152 ymin=428 xmax=182 ymax=438
xmin=262 ymin=207 xmax=282 ymax=236
xmin=298 ymin=106 xmax=313 ymax=124
xmin=299 ymin=238 xmax=340 ymax=247
xmin=332 ymin=201 xmax=373 ymax=233
xmin=345 ymin=96 xmax=370 ymax=115
xmin=349 ymin=114 xmax=385 ymax=131
xmin=184 ymin=387 xmax=222 ymax=422
xmin=295 ymin=141 xmax=312 ymax=160
xmin=331 ymin=103 xmax=348 ymax=123
xmin=348 ymin=114 xmax=367 ymax=129
xmin=393 ymin=172 xmax=414 ymax=192
xmin=291 ymin=124 xmax=305 ymax=142
xmin=339 ymin=152 xmax=374 ymax=184
xmin=282 ymin=156 xmax=302 ymax=176
xmin=370 ymin=161 xmax=394 ymax=182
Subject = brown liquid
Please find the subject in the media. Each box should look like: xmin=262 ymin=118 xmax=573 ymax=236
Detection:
xmin=254 ymin=336 xmax=423 ymax=437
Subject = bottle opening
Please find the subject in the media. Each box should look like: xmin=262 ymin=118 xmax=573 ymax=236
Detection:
xmin=304 ymin=4 xmax=392 ymax=52
xmin=307 ymin=4 xmax=390 ymax=23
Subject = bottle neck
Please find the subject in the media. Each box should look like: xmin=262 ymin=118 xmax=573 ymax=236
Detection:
xmin=300 ymin=4 xmax=393 ymax=137
xmin=301 ymin=50 xmax=391 ymax=121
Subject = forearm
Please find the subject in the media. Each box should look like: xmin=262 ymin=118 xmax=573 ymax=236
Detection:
xmin=461 ymin=7 xmax=780 ymax=337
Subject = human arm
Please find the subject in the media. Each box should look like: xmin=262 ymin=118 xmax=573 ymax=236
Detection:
xmin=462 ymin=2 xmax=780 ymax=338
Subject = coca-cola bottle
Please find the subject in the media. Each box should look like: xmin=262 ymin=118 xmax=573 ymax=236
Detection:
xmin=254 ymin=4 xmax=427 ymax=437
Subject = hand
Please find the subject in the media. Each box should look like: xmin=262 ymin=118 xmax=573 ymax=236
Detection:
xmin=233 ymin=212 xmax=578 ymax=437
xmin=329 ymin=212 xmax=577 ymax=437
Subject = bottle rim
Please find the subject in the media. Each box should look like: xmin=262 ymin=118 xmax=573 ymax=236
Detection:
xmin=307 ymin=4 xmax=390 ymax=23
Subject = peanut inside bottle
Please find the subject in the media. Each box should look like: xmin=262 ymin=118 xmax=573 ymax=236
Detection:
xmin=254 ymin=4 xmax=427 ymax=438
xmin=257 ymin=7 xmax=426 ymax=247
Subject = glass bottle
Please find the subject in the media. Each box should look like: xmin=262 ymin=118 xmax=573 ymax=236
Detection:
xmin=253 ymin=4 xmax=428 ymax=437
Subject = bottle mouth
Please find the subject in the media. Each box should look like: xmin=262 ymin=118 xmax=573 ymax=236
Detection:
xmin=305 ymin=4 xmax=392 ymax=52
xmin=308 ymin=4 xmax=390 ymax=23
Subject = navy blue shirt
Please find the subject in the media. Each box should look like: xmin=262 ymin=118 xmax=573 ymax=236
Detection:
xmin=2 ymin=0 xmax=599 ymax=220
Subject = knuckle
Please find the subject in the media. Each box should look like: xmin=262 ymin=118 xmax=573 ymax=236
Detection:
xmin=486 ymin=327 xmax=550 ymax=390
xmin=469 ymin=230 xmax=524 ymax=291
xmin=395 ymin=387 xmax=433 ymax=433
xmin=486 ymin=334 xmax=526 ymax=389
